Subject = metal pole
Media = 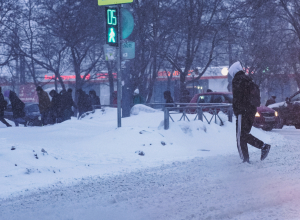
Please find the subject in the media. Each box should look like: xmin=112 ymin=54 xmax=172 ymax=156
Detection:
xmin=164 ymin=108 xmax=169 ymax=130
xmin=117 ymin=4 xmax=122 ymax=127
xmin=228 ymin=105 xmax=233 ymax=122
xmin=198 ymin=107 xmax=203 ymax=121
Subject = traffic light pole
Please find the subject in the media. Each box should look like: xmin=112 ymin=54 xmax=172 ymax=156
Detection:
xmin=117 ymin=4 xmax=122 ymax=127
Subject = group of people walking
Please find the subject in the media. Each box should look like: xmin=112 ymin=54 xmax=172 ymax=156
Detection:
xmin=38 ymin=87 xmax=101 ymax=125
xmin=0 ymin=86 xmax=101 ymax=127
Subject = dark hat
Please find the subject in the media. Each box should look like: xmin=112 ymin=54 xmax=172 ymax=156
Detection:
xmin=36 ymin=86 xmax=43 ymax=92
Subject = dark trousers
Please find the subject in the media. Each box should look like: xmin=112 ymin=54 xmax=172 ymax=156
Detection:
xmin=41 ymin=111 xmax=48 ymax=125
xmin=236 ymin=111 xmax=264 ymax=161
xmin=0 ymin=116 xmax=11 ymax=127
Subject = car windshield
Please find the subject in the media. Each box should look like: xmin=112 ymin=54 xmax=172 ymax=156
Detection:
xmin=223 ymin=94 xmax=233 ymax=103
xmin=25 ymin=104 xmax=39 ymax=113
xmin=197 ymin=95 xmax=213 ymax=103
xmin=291 ymin=93 xmax=300 ymax=102
xmin=212 ymin=95 xmax=225 ymax=103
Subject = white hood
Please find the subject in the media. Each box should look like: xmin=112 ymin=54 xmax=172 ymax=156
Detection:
xmin=228 ymin=61 xmax=243 ymax=78
xmin=134 ymin=89 xmax=139 ymax=94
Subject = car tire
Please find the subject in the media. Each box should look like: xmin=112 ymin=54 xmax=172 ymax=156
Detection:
xmin=26 ymin=121 xmax=34 ymax=127
xmin=295 ymin=124 xmax=300 ymax=129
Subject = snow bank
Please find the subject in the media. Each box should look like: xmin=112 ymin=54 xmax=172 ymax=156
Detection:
xmin=130 ymin=104 xmax=159 ymax=115
xmin=268 ymin=101 xmax=286 ymax=108
xmin=0 ymin=108 xmax=275 ymax=198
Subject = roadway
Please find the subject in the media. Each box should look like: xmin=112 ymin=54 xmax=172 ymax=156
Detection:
xmin=1 ymin=127 xmax=300 ymax=220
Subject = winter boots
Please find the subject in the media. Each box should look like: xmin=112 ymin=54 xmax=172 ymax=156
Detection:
xmin=261 ymin=144 xmax=271 ymax=161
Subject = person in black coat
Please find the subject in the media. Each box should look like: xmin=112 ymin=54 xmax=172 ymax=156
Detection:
xmin=0 ymin=87 xmax=11 ymax=127
xmin=163 ymin=91 xmax=174 ymax=108
xmin=60 ymin=89 xmax=75 ymax=121
xmin=89 ymin=90 xmax=101 ymax=110
xmin=8 ymin=90 xmax=26 ymax=126
xmin=76 ymin=89 xmax=92 ymax=117
xmin=230 ymin=61 xmax=271 ymax=163
xmin=49 ymin=90 xmax=63 ymax=123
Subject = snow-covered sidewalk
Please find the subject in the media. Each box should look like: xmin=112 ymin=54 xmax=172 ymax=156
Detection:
xmin=0 ymin=106 xmax=272 ymax=198
xmin=0 ymin=129 xmax=299 ymax=220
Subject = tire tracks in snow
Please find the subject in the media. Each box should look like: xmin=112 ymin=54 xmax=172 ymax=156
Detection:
xmin=1 ymin=134 xmax=300 ymax=220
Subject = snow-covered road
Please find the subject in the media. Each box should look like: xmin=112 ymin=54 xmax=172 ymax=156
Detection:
xmin=1 ymin=128 xmax=300 ymax=220
xmin=271 ymin=127 xmax=300 ymax=141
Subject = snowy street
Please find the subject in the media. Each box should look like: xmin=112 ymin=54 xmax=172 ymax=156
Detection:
xmin=1 ymin=107 xmax=300 ymax=220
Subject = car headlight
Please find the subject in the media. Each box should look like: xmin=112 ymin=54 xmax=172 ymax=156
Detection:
xmin=255 ymin=112 xmax=260 ymax=117
xmin=275 ymin=111 xmax=278 ymax=117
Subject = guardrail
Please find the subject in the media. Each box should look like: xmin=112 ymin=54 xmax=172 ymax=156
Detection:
xmin=144 ymin=102 xmax=190 ymax=109
xmin=163 ymin=103 xmax=233 ymax=130
xmin=89 ymin=103 xmax=233 ymax=130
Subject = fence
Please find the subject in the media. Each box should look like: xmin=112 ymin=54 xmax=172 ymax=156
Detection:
xmin=89 ymin=103 xmax=233 ymax=130
xmin=163 ymin=103 xmax=233 ymax=130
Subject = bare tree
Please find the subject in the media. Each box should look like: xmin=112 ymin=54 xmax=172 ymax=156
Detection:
xmin=164 ymin=0 xmax=231 ymax=100
xmin=276 ymin=0 xmax=300 ymax=89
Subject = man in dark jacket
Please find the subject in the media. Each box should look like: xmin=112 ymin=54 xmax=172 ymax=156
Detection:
xmin=0 ymin=87 xmax=11 ymax=127
xmin=163 ymin=91 xmax=174 ymax=108
xmin=76 ymin=89 xmax=92 ymax=117
xmin=36 ymin=86 xmax=50 ymax=125
xmin=265 ymin=96 xmax=276 ymax=107
xmin=8 ymin=90 xmax=26 ymax=126
xmin=89 ymin=90 xmax=101 ymax=109
xmin=59 ymin=89 xmax=74 ymax=121
xmin=49 ymin=90 xmax=63 ymax=123
xmin=230 ymin=61 xmax=271 ymax=163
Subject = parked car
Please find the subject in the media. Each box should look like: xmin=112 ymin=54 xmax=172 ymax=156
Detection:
xmin=4 ymin=103 xmax=42 ymax=126
xmin=189 ymin=92 xmax=277 ymax=131
xmin=268 ymin=91 xmax=300 ymax=129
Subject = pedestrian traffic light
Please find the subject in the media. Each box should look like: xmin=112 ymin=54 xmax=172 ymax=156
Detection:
xmin=106 ymin=7 xmax=118 ymax=46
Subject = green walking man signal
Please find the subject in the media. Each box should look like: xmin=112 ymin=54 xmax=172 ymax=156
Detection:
xmin=109 ymin=28 xmax=116 ymax=43
xmin=106 ymin=7 xmax=118 ymax=46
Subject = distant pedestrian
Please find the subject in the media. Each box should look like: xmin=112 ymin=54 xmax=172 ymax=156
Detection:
xmin=0 ymin=87 xmax=11 ymax=127
xmin=76 ymin=89 xmax=92 ymax=118
xmin=49 ymin=90 xmax=63 ymax=123
xmin=8 ymin=90 xmax=26 ymax=126
xmin=265 ymin=96 xmax=276 ymax=107
xmin=230 ymin=61 xmax=271 ymax=163
xmin=59 ymin=89 xmax=73 ymax=121
xmin=163 ymin=91 xmax=174 ymax=108
xmin=36 ymin=86 xmax=50 ymax=125
xmin=89 ymin=90 xmax=101 ymax=110
xmin=133 ymin=89 xmax=144 ymax=105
